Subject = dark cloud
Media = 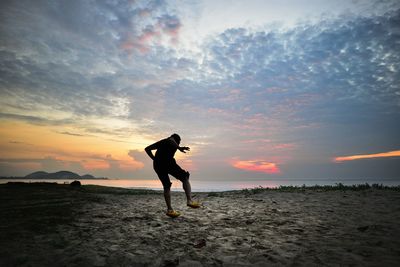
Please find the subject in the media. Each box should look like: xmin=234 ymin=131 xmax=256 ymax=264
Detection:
xmin=56 ymin=131 xmax=86 ymax=137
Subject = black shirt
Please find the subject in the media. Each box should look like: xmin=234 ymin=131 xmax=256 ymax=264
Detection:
xmin=153 ymin=137 xmax=178 ymax=162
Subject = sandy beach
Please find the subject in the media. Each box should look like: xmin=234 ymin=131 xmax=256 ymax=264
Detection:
xmin=1 ymin=183 xmax=400 ymax=266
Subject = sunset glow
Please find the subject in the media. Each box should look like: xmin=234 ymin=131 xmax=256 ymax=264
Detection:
xmin=334 ymin=150 xmax=400 ymax=163
xmin=231 ymin=159 xmax=280 ymax=174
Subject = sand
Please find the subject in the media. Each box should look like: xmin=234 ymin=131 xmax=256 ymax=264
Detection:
xmin=1 ymin=183 xmax=400 ymax=266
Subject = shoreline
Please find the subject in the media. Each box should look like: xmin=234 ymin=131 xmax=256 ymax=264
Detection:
xmin=1 ymin=178 xmax=400 ymax=193
xmin=2 ymin=180 xmax=400 ymax=193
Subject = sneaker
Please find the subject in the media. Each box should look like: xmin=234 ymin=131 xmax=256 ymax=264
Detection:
xmin=166 ymin=210 xmax=181 ymax=218
xmin=187 ymin=201 xmax=201 ymax=208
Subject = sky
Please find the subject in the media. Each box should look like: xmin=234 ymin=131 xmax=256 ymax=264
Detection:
xmin=0 ymin=0 xmax=399 ymax=181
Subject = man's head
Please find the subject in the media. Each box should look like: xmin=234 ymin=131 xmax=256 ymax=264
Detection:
xmin=171 ymin=133 xmax=181 ymax=144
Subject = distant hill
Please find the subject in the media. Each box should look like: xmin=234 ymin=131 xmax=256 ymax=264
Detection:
xmin=81 ymin=174 xmax=95 ymax=179
xmin=22 ymin=171 xmax=105 ymax=179
xmin=25 ymin=171 xmax=49 ymax=179
xmin=42 ymin=171 xmax=81 ymax=179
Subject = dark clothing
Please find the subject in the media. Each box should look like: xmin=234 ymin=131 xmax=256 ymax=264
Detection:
xmin=149 ymin=137 xmax=188 ymax=189
xmin=153 ymin=138 xmax=178 ymax=162
xmin=153 ymin=158 xmax=188 ymax=189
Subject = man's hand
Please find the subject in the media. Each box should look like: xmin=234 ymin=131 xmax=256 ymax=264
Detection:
xmin=179 ymin=146 xmax=190 ymax=153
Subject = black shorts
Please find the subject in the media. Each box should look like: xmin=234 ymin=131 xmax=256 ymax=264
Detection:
xmin=153 ymin=159 xmax=188 ymax=189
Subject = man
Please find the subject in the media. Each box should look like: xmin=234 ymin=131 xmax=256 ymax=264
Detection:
xmin=145 ymin=133 xmax=200 ymax=217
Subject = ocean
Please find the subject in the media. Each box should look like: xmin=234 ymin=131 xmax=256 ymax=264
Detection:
xmin=1 ymin=178 xmax=399 ymax=192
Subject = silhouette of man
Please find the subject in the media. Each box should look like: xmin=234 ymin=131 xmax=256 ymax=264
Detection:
xmin=145 ymin=133 xmax=200 ymax=217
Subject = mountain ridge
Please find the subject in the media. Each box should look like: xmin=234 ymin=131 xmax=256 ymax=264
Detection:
xmin=23 ymin=171 xmax=104 ymax=179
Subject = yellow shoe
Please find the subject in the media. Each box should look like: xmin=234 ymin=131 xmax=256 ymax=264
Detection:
xmin=187 ymin=201 xmax=201 ymax=208
xmin=166 ymin=210 xmax=181 ymax=218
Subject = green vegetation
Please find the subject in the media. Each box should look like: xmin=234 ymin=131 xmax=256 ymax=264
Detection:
xmin=240 ymin=183 xmax=400 ymax=194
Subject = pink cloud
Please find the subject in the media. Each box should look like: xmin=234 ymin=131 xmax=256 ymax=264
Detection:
xmin=120 ymin=27 xmax=161 ymax=55
xmin=334 ymin=150 xmax=400 ymax=163
xmin=138 ymin=28 xmax=161 ymax=43
xmin=231 ymin=158 xmax=280 ymax=174
xmin=158 ymin=15 xmax=181 ymax=44
xmin=272 ymin=143 xmax=296 ymax=150
xmin=120 ymin=15 xmax=181 ymax=54
xmin=242 ymin=138 xmax=271 ymax=144
xmin=120 ymin=37 xmax=147 ymax=55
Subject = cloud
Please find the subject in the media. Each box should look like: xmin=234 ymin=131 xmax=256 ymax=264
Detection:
xmin=0 ymin=0 xmax=184 ymax=118
xmin=0 ymin=156 xmax=80 ymax=173
xmin=334 ymin=150 xmax=400 ymax=163
xmin=0 ymin=112 xmax=73 ymax=126
xmin=158 ymin=14 xmax=182 ymax=43
xmin=81 ymin=159 xmax=110 ymax=170
xmin=9 ymin=140 xmax=34 ymax=146
xmin=202 ymin=9 xmax=400 ymax=103
xmin=56 ymin=131 xmax=86 ymax=137
xmin=1 ymin=1 xmax=399 ymax=179
xmin=3 ymin=1 xmax=398 ymax=132
xmin=120 ymin=14 xmax=182 ymax=54
xmin=128 ymin=149 xmax=149 ymax=164
xmin=230 ymin=158 xmax=280 ymax=174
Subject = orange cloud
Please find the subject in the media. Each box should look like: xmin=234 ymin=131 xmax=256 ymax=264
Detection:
xmin=334 ymin=150 xmax=400 ymax=163
xmin=119 ymin=159 xmax=144 ymax=171
xmin=82 ymin=160 xmax=110 ymax=170
xmin=231 ymin=159 xmax=280 ymax=174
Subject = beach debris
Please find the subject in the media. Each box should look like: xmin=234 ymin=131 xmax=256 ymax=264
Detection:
xmin=194 ymin=238 xmax=206 ymax=248
xmin=70 ymin=180 xmax=81 ymax=187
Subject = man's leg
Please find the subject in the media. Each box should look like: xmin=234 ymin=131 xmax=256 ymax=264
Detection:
xmin=169 ymin=162 xmax=195 ymax=205
xmin=163 ymin=185 xmax=173 ymax=211
xmin=181 ymin=172 xmax=199 ymax=208
xmin=182 ymin=172 xmax=193 ymax=204
xmin=154 ymin=164 xmax=174 ymax=211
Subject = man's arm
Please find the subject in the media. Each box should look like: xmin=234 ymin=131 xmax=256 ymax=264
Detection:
xmin=145 ymin=142 xmax=159 ymax=160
